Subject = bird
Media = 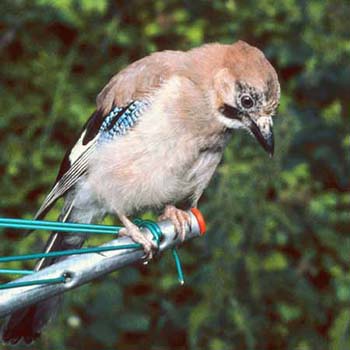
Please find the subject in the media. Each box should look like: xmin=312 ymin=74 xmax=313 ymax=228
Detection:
xmin=2 ymin=40 xmax=280 ymax=344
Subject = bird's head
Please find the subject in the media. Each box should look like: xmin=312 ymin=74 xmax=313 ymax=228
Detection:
xmin=212 ymin=41 xmax=280 ymax=157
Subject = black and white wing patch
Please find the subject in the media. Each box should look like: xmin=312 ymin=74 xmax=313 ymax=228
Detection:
xmin=34 ymin=100 xmax=148 ymax=220
xmin=34 ymin=128 xmax=97 ymax=220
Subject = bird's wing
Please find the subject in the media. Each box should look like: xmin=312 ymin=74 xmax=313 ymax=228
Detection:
xmin=34 ymin=101 xmax=149 ymax=220
xmin=34 ymin=51 xmax=187 ymax=220
xmin=34 ymin=110 xmax=99 ymax=220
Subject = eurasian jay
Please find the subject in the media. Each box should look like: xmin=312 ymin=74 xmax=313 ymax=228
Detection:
xmin=2 ymin=40 xmax=280 ymax=343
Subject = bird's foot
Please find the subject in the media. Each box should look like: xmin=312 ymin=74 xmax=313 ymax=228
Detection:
xmin=159 ymin=205 xmax=191 ymax=241
xmin=119 ymin=223 xmax=157 ymax=261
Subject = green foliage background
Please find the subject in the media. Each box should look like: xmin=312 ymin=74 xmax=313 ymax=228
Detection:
xmin=0 ymin=0 xmax=349 ymax=349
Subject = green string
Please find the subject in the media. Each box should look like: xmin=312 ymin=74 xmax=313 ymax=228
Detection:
xmin=0 ymin=217 xmax=185 ymax=289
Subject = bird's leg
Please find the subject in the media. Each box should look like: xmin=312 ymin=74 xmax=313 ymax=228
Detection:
xmin=159 ymin=205 xmax=191 ymax=241
xmin=118 ymin=214 xmax=157 ymax=260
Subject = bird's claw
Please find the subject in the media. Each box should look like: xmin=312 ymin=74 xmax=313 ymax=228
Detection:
xmin=159 ymin=205 xmax=191 ymax=241
xmin=119 ymin=226 xmax=158 ymax=262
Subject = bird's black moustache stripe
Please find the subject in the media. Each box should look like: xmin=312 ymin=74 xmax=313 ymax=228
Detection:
xmin=219 ymin=104 xmax=241 ymax=120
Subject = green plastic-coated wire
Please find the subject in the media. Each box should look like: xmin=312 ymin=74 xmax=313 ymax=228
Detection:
xmin=172 ymin=249 xmax=184 ymax=285
xmin=0 ymin=217 xmax=186 ymax=288
xmin=136 ymin=219 xmax=185 ymax=283
xmin=0 ymin=244 xmax=141 ymax=263
xmin=0 ymin=269 xmax=34 ymax=275
xmin=0 ymin=276 xmax=66 ymax=290
xmin=134 ymin=219 xmax=162 ymax=246
xmin=0 ymin=218 xmax=121 ymax=235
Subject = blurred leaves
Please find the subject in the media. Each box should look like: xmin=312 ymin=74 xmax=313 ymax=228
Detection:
xmin=0 ymin=0 xmax=349 ymax=349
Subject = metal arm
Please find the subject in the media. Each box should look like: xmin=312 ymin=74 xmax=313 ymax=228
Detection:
xmin=0 ymin=210 xmax=204 ymax=318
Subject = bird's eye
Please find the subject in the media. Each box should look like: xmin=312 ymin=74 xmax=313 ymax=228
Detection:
xmin=240 ymin=94 xmax=254 ymax=109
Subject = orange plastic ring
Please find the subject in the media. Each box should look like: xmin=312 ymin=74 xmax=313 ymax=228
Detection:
xmin=190 ymin=208 xmax=206 ymax=235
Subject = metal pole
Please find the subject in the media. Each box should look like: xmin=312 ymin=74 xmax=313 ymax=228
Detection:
xmin=0 ymin=210 xmax=204 ymax=318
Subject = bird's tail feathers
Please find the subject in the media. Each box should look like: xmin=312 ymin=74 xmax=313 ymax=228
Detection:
xmin=2 ymin=201 xmax=85 ymax=345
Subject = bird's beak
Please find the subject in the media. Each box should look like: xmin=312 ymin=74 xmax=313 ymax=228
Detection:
xmin=249 ymin=116 xmax=274 ymax=157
